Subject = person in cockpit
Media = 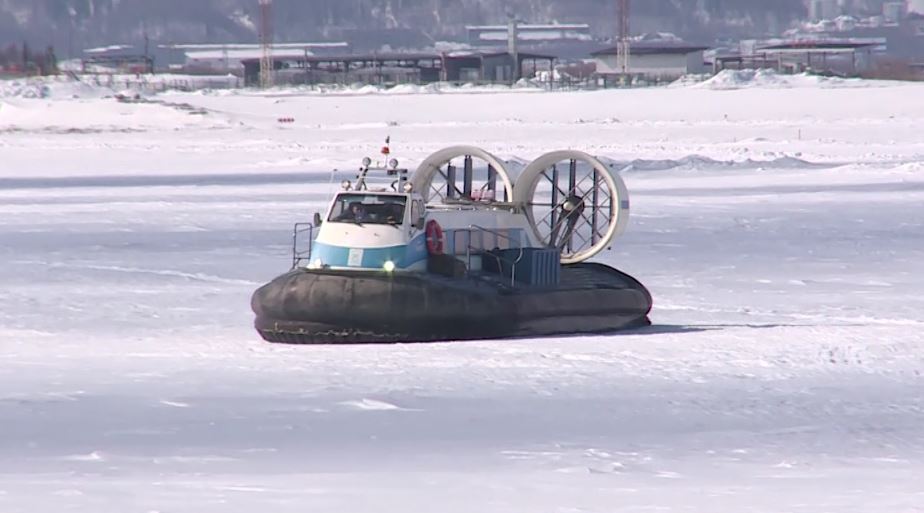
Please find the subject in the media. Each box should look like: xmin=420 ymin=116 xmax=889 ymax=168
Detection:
xmin=384 ymin=203 xmax=403 ymax=224
xmin=337 ymin=202 xmax=367 ymax=222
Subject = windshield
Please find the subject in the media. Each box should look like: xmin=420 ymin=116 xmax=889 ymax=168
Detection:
xmin=328 ymin=193 xmax=407 ymax=225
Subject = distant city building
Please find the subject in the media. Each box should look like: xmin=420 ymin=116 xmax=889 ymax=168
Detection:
xmin=909 ymin=11 xmax=924 ymax=33
xmin=784 ymin=0 xmax=924 ymax=77
xmin=882 ymin=1 xmax=909 ymax=22
xmin=836 ymin=15 xmax=860 ymax=31
xmin=811 ymin=0 xmax=841 ymax=20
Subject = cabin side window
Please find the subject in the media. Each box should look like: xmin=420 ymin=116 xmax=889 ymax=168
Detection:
xmin=410 ymin=200 xmax=423 ymax=224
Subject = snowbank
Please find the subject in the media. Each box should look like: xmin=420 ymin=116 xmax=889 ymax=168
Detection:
xmin=197 ymin=80 xmax=546 ymax=98
xmin=3 ymin=70 xmax=905 ymax=101
xmin=601 ymin=155 xmax=826 ymax=173
xmin=1 ymin=74 xmax=245 ymax=100
xmin=694 ymin=69 xmax=885 ymax=90
xmin=0 ymin=76 xmax=116 ymax=100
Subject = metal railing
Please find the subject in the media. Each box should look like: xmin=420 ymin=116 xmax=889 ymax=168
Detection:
xmin=463 ymin=224 xmax=526 ymax=287
xmin=291 ymin=222 xmax=315 ymax=270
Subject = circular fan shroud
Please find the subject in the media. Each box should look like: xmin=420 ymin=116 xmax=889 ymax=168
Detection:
xmin=411 ymin=146 xmax=515 ymax=205
xmin=512 ymin=150 xmax=630 ymax=264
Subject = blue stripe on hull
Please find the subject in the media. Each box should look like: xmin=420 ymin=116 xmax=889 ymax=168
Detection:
xmin=313 ymin=233 xmax=428 ymax=270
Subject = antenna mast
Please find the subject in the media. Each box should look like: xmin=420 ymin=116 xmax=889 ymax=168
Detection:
xmin=617 ymin=0 xmax=631 ymax=74
xmin=259 ymin=0 xmax=274 ymax=89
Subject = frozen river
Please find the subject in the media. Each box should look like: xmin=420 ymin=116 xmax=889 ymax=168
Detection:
xmin=1 ymin=74 xmax=923 ymax=512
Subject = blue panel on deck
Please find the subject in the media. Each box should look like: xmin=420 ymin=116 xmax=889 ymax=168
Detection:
xmin=485 ymin=247 xmax=561 ymax=287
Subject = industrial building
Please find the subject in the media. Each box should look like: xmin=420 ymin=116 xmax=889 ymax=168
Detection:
xmin=591 ymin=42 xmax=710 ymax=83
xmin=160 ymin=42 xmax=349 ymax=74
xmin=466 ymin=23 xmax=600 ymax=60
xmin=713 ymin=40 xmax=878 ymax=76
xmin=466 ymin=23 xmax=593 ymax=46
xmin=80 ymin=45 xmax=154 ymax=74
xmin=241 ymin=50 xmax=556 ymax=87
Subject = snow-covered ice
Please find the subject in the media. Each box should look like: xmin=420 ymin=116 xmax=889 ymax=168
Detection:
xmin=1 ymin=77 xmax=923 ymax=512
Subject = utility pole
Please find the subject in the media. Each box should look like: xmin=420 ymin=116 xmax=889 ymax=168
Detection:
xmin=617 ymin=0 xmax=631 ymax=75
xmin=507 ymin=11 xmax=520 ymax=83
xmin=143 ymin=22 xmax=151 ymax=74
xmin=259 ymin=0 xmax=274 ymax=88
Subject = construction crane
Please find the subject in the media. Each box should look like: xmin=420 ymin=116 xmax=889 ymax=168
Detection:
xmin=617 ymin=0 xmax=631 ymax=74
xmin=259 ymin=0 xmax=274 ymax=89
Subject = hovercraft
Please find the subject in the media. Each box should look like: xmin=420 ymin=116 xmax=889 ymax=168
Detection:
xmin=252 ymin=144 xmax=652 ymax=344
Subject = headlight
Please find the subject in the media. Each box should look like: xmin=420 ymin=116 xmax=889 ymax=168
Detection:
xmin=361 ymin=157 xmax=372 ymax=168
xmin=383 ymin=260 xmax=396 ymax=272
xmin=341 ymin=180 xmax=352 ymax=190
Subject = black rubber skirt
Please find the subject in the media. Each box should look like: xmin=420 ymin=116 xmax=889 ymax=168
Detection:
xmin=251 ymin=263 xmax=652 ymax=344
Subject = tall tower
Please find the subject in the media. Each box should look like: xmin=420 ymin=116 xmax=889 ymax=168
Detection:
xmin=617 ymin=0 xmax=631 ymax=74
xmin=259 ymin=0 xmax=274 ymax=89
